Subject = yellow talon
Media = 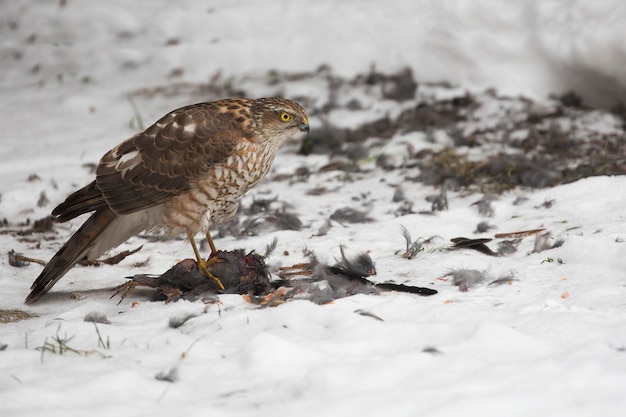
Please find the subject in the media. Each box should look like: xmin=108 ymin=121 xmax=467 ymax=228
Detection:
xmin=197 ymin=256 xmax=225 ymax=290
xmin=187 ymin=229 xmax=225 ymax=291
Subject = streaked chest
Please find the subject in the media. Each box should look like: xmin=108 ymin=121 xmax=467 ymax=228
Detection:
xmin=163 ymin=139 xmax=278 ymax=231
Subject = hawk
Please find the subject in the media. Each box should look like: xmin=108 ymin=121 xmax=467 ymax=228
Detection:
xmin=25 ymin=97 xmax=309 ymax=304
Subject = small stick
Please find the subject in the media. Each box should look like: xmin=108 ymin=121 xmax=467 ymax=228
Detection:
xmin=494 ymin=228 xmax=546 ymax=239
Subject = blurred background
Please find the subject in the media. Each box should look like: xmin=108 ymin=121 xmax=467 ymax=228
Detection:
xmin=2 ymin=0 xmax=626 ymax=108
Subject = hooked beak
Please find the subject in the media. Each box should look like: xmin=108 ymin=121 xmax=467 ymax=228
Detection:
xmin=299 ymin=116 xmax=310 ymax=133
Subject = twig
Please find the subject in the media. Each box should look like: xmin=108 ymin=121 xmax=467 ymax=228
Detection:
xmin=494 ymin=228 xmax=546 ymax=239
xmin=80 ymin=245 xmax=143 ymax=266
xmin=8 ymin=250 xmax=46 ymax=267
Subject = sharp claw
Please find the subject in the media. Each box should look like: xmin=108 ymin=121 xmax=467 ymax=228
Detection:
xmin=197 ymin=258 xmax=225 ymax=291
xmin=111 ymin=281 xmax=139 ymax=305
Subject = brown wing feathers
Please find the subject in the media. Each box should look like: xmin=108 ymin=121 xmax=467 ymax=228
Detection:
xmin=96 ymin=105 xmax=237 ymax=216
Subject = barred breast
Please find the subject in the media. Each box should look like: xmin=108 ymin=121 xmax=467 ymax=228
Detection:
xmin=162 ymin=139 xmax=278 ymax=236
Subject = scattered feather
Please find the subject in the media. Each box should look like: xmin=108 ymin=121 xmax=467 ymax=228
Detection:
xmin=450 ymin=237 xmax=499 ymax=256
xmin=512 ymin=196 xmax=529 ymax=205
xmin=245 ymin=196 xmax=278 ymax=215
xmin=474 ymin=221 xmax=493 ymax=234
xmin=264 ymin=237 xmax=278 ymax=258
xmin=330 ymin=245 xmax=376 ymax=278
xmin=316 ymin=219 xmax=333 ymax=236
xmin=535 ymin=199 xmax=555 ymax=209
xmin=447 ymin=269 xmax=490 ymax=292
xmin=425 ymin=187 xmax=448 ymax=211
xmin=354 ymin=309 xmax=384 ymax=321
xmin=488 ymin=273 xmax=519 ymax=286
xmin=169 ymin=313 xmax=199 ymax=329
xmin=497 ymin=239 xmax=522 ymax=255
xmin=376 ymin=282 xmax=438 ymax=296
xmin=471 ymin=195 xmax=496 ymax=217
xmin=155 ymin=367 xmax=179 ymax=383
xmin=400 ymin=225 xmax=424 ymax=259
xmin=533 ymin=232 xmax=565 ymax=253
xmin=394 ymin=200 xmax=415 ymax=216
xmin=330 ymin=207 xmax=373 ymax=223
xmin=242 ymin=209 xmax=303 ymax=235
xmin=84 ymin=311 xmax=110 ymax=324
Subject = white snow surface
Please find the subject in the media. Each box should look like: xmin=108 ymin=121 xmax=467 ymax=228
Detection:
xmin=1 ymin=1 xmax=626 ymax=416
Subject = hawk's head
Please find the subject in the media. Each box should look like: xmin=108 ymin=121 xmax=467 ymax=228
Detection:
xmin=253 ymin=97 xmax=309 ymax=144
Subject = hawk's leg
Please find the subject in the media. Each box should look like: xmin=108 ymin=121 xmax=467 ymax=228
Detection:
xmin=205 ymin=230 xmax=218 ymax=258
xmin=187 ymin=229 xmax=225 ymax=291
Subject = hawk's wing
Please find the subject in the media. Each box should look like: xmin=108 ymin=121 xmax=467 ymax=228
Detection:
xmin=54 ymin=102 xmax=250 ymax=221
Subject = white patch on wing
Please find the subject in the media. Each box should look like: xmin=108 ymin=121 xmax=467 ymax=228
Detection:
xmin=118 ymin=150 xmax=139 ymax=165
xmin=183 ymin=123 xmax=197 ymax=134
xmin=115 ymin=150 xmax=141 ymax=176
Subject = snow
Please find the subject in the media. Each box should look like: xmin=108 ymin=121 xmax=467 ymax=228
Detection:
xmin=1 ymin=1 xmax=626 ymax=416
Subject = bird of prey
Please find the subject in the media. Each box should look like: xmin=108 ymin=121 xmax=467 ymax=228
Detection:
xmin=25 ymin=97 xmax=309 ymax=304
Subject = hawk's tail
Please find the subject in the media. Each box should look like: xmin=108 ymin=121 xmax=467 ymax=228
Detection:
xmin=25 ymin=208 xmax=117 ymax=304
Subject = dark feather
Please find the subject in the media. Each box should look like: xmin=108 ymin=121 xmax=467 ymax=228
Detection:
xmin=376 ymin=282 xmax=438 ymax=296
xmin=26 ymin=208 xmax=117 ymax=304
xmin=450 ymin=237 xmax=499 ymax=256
xmin=52 ymin=181 xmax=107 ymax=222
xmin=329 ymin=246 xmax=376 ymax=278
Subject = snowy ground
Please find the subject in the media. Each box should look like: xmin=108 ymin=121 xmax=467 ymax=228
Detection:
xmin=1 ymin=1 xmax=626 ymax=416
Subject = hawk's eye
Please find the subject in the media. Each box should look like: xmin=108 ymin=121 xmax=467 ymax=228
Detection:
xmin=280 ymin=112 xmax=293 ymax=122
